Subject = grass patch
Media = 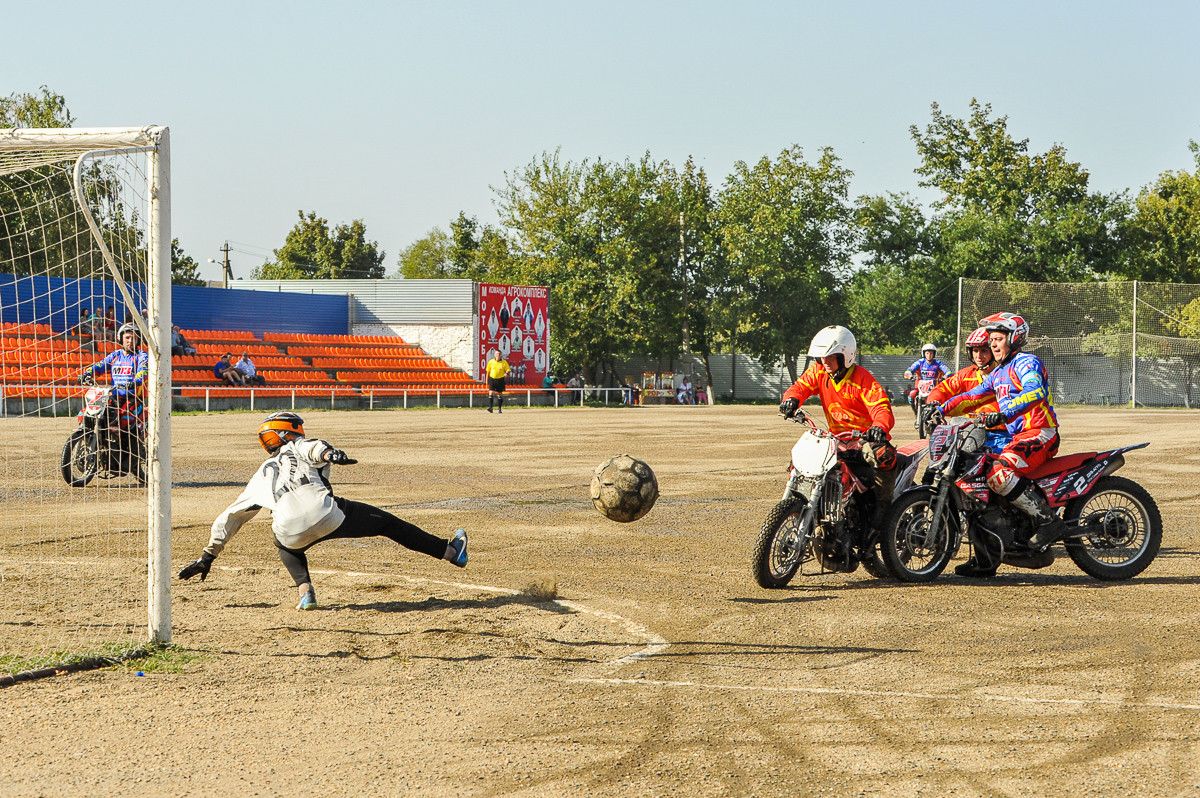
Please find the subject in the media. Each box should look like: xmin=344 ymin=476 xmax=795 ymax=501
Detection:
xmin=2 ymin=642 xmax=204 ymax=681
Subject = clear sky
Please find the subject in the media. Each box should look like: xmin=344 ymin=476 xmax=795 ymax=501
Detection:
xmin=5 ymin=1 xmax=1198 ymax=281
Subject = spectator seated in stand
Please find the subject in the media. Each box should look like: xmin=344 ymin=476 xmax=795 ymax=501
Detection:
xmin=214 ymin=352 xmax=246 ymax=386
xmin=171 ymin=325 xmax=197 ymax=357
xmin=235 ymin=350 xmax=266 ymax=386
xmin=101 ymin=306 xmax=117 ymax=342
xmin=677 ymin=376 xmax=696 ymax=405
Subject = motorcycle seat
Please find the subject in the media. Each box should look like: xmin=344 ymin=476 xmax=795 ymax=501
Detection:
xmin=1024 ymin=451 xmax=1099 ymax=479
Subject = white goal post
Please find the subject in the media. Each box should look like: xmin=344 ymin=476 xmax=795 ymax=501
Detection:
xmin=0 ymin=127 xmax=172 ymax=674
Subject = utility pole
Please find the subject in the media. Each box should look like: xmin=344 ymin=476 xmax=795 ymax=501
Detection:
xmin=220 ymin=241 xmax=232 ymax=289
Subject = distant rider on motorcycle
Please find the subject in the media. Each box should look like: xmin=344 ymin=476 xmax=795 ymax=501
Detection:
xmin=779 ymin=325 xmax=897 ymax=522
xmin=81 ymin=321 xmax=148 ymax=430
xmin=904 ymin=343 xmax=949 ymax=415
xmin=924 ymin=327 xmax=1007 ymax=448
xmin=940 ymin=312 xmax=1066 ymax=576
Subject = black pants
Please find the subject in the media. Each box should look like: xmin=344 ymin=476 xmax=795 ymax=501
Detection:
xmin=274 ymin=498 xmax=447 ymax=586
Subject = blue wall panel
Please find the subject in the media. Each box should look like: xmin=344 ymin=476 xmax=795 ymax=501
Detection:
xmin=0 ymin=274 xmax=348 ymax=336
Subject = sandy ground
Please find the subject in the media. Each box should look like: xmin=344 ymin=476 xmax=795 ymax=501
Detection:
xmin=1 ymin=405 xmax=1198 ymax=797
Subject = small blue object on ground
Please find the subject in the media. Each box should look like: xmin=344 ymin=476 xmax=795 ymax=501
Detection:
xmin=135 ymin=671 xmax=145 ymax=677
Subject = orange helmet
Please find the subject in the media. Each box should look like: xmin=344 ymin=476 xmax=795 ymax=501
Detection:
xmin=257 ymin=411 xmax=305 ymax=453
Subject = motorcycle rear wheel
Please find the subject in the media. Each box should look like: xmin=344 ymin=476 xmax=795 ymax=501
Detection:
xmin=881 ymin=488 xmax=957 ymax=583
xmin=752 ymin=497 xmax=810 ymax=589
xmin=1063 ymin=476 xmax=1162 ymax=581
xmin=61 ymin=429 xmax=99 ymax=488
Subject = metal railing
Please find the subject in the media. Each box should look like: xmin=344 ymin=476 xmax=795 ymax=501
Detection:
xmin=1 ymin=384 xmax=692 ymax=414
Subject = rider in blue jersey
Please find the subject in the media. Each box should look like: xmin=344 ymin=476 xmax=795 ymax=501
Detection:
xmin=903 ymin=343 xmax=950 ymax=415
xmin=82 ymin=322 xmax=149 ymax=422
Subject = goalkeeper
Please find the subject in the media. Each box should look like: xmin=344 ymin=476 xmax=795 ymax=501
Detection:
xmin=178 ymin=411 xmax=469 ymax=610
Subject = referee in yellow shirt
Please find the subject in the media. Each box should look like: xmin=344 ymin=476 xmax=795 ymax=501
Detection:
xmin=485 ymin=354 xmax=510 ymax=413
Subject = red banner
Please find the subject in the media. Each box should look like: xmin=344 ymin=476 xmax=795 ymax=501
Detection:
xmin=478 ymin=283 xmax=550 ymax=385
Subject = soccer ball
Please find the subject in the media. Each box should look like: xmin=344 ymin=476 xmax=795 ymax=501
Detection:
xmin=590 ymin=455 xmax=659 ymax=522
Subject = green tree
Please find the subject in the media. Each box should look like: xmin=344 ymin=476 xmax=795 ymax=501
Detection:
xmin=0 ymin=86 xmax=74 ymax=127
xmin=911 ymin=99 xmax=1129 ymax=284
xmin=846 ymin=192 xmax=948 ymax=351
xmin=715 ymin=145 xmax=856 ymax=381
xmin=171 ymin=239 xmax=204 ymax=286
xmin=396 ymin=227 xmax=452 ymax=278
xmin=1124 ymin=141 xmax=1200 ymax=282
xmin=495 ymin=151 xmax=690 ymax=379
xmin=257 ymin=211 xmax=385 ymax=279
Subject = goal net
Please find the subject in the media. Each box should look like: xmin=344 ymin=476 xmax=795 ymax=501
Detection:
xmin=958 ymin=278 xmax=1200 ymax=407
xmin=0 ymin=128 xmax=171 ymax=680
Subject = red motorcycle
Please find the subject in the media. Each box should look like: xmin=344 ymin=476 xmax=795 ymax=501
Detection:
xmin=881 ymin=417 xmax=1162 ymax=581
xmin=60 ymin=380 xmax=146 ymax=487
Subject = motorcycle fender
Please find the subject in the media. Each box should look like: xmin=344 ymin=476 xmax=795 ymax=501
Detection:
xmin=1039 ymin=454 xmax=1124 ymax=506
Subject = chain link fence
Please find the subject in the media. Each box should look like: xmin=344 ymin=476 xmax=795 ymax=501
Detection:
xmin=957 ymin=279 xmax=1200 ymax=407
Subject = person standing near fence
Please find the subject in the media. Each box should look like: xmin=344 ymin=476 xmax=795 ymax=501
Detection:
xmin=486 ymin=352 xmax=510 ymax=413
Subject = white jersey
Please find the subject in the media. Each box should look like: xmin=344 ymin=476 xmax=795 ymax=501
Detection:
xmin=205 ymin=438 xmax=346 ymax=555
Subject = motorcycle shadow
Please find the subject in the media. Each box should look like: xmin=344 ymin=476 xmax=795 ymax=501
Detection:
xmin=948 ymin=572 xmax=1200 ymax=588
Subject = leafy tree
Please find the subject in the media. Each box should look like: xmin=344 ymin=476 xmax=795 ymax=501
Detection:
xmin=1124 ymin=141 xmax=1200 ymax=283
xmin=396 ymin=227 xmax=452 ymax=278
xmin=911 ymin=99 xmax=1129 ymax=284
xmin=171 ymin=239 xmax=204 ymax=286
xmin=0 ymin=86 xmax=74 ymax=127
xmin=715 ymin=145 xmax=855 ymax=381
xmin=257 ymin=211 xmax=385 ymax=279
xmin=846 ymin=192 xmax=948 ymax=351
xmin=495 ymin=151 xmax=690 ymax=379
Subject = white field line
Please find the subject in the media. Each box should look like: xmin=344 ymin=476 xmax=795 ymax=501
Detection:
xmin=314 ymin=568 xmax=669 ymax=667
xmin=567 ymin=676 xmax=1200 ymax=713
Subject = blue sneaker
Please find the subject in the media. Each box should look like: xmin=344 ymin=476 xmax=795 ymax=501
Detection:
xmin=447 ymin=528 xmax=468 ymax=568
xmin=296 ymin=589 xmax=317 ymax=610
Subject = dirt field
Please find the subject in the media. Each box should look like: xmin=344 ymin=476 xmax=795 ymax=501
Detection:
xmin=1 ymin=405 xmax=1198 ymax=796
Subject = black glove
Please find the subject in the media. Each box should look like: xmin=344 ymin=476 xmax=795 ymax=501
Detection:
xmin=178 ymin=552 xmax=216 ymax=582
xmin=79 ymin=371 xmax=94 ymax=386
xmin=863 ymin=425 xmax=888 ymax=444
xmin=778 ymin=398 xmax=800 ymax=419
xmin=980 ymin=412 xmax=1005 ymax=428
xmin=924 ymin=405 xmax=944 ymax=426
xmin=325 ymin=448 xmax=358 ymax=465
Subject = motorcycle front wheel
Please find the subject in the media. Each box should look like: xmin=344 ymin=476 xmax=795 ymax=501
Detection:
xmin=1063 ymin=476 xmax=1162 ymax=581
xmin=752 ymin=497 xmax=811 ymax=589
xmin=881 ymin=488 xmax=958 ymax=583
xmin=61 ymin=429 xmax=99 ymax=488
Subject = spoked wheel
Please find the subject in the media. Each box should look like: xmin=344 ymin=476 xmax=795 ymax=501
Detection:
xmin=752 ymin=498 xmax=813 ymax=588
xmin=881 ymin=488 xmax=958 ymax=583
xmin=1063 ymin=476 xmax=1162 ymax=581
xmin=60 ymin=429 xmax=99 ymax=487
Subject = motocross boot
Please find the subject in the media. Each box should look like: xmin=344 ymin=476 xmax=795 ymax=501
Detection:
xmin=1009 ymin=483 xmax=1068 ymax=552
xmin=954 ymin=527 xmax=1001 ymax=578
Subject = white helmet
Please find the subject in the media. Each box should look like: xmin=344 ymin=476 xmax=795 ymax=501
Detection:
xmin=807 ymin=325 xmax=857 ymax=368
xmin=921 ymin=342 xmax=937 ymax=354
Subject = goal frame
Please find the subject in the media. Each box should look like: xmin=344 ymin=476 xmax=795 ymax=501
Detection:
xmin=0 ymin=126 xmax=172 ymax=644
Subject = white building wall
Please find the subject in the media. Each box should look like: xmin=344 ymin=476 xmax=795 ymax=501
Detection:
xmin=353 ymin=322 xmax=475 ymax=375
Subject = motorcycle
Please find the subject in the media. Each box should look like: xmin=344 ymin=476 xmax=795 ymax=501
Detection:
xmin=880 ymin=416 xmax=1162 ymax=582
xmin=751 ymin=410 xmax=925 ymax=588
xmin=60 ymin=379 xmax=146 ymax=487
xmin=912 ymin=377 xmax=936 ymax=439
